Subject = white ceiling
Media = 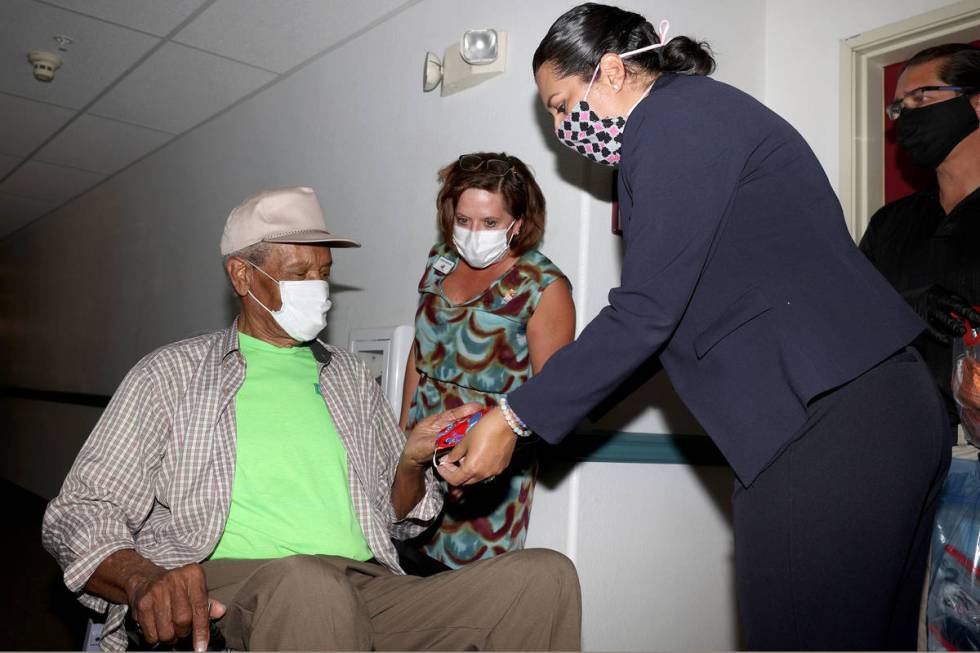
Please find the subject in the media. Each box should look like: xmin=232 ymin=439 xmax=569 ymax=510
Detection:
xmin=0 ymin=0 xmax=411 ymax=236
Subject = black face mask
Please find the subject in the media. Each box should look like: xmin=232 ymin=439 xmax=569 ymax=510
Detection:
xmin=896 ymin=94 xmax=979 ymax=168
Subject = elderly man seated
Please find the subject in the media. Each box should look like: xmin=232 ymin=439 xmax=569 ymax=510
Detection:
xmin=42 ymin=187 xmax=581 ymax=652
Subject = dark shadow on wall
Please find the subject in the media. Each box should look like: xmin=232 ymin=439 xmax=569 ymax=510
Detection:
xmin=1 ymin=477 xmax=94 ymax=651
xmin=591 ymin=357 xmax=706 ymax=436
xmin=529 ymin=92 xmax=618 ymax=205
xmin=533 ymin=353 xmax=732 ymax=527
xmin=316 ymin=281 xmax=366 ymax=346
xmin=530 ymin=346 xmax=734 ymax=537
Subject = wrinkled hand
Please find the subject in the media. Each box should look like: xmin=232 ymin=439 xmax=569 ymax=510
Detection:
xmin=401 ymin=402 xmax=483 ymax=468
xmin=126 ymin=563 xmax=225 ymax=652
xmin=436 ymin=407 xmax=517 ymax=486
xmin=906 ymin=285 xmax=980 ymax=344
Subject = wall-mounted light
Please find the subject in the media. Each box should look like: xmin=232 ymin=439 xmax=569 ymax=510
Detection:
xmin=460 ymin=29 xmax=498 ymax=65
xmin=422 ymin=52 xmax=442 ymax=92
xmin=422 ymin=29 xmax=508 ymax=97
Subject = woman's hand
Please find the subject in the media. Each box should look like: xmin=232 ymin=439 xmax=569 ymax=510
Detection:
xmin=401 ymin=403 xmax=483 ymax=469
xmin=436 ymin=407 xmax=517 ymax=485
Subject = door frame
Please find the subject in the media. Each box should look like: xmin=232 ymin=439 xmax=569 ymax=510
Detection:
xmin=838 ymin=0 xmax=980 ymax=241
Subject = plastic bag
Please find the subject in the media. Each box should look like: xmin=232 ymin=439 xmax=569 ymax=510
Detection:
xmin=928 ymin=458 xmax=980 ymax=650
xmin=953 ymin=326 xmax=980 ymax=446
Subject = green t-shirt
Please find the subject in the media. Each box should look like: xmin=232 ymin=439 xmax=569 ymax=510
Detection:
xmin=210 ymin=332 xmax=373 ymax=561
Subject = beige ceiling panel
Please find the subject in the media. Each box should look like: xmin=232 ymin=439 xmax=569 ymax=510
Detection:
xmin=0 ymin=93 xmax=74 ymax=156
xmin=40 ymin=0 xmax=209 ymax=37
xmin=0 ymin=0 xmax=159 ymax=109
xmin=0 ymin=159 xmax=104 ymax=205
xmin=89 ymin=42 xmax=275 ymax=134
xmin=36 ymin=114 xmax=173 ymax=174
xmin=0 ymin=191 xmax=59 ymax=236
xmin=174 ymin=0 xmax=408 ymax=73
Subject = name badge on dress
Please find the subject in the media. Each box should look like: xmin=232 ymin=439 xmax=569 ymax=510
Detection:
xmin=433 ymin=256 xmax=456 ymax=275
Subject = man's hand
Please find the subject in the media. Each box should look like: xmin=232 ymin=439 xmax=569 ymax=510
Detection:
xmin=125 ymin=562 xmax=226 ymax=652
xmin=391 ymin=403 xmax=483 ymax=518
xmin=436 ymin=407 xmax=517 ymax=486
xmin=400 ymin=402 xmax=483 ymax=469
xmin=906 ymin=285 xmax=980 ymax=344
xmin=87 ymin=550 xmax=227 ymax=652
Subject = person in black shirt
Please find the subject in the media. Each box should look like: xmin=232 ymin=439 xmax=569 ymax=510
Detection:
xmin=860 ymin=43 xmax=980 ymax=429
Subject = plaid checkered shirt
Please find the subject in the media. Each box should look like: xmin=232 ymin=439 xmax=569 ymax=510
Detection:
xmin=42 ymin=322 xmax=443 ymax=651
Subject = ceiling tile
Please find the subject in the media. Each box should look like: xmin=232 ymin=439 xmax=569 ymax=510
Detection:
xmin=0 ymin=191 xmax=59 ymax=236
xmin=0 ymin=153 xmax=22 ymax=178
xmin=40 ymin=0 xmax=209 ymax=37
xmin=35 ymin=113 xmax=173 ymax=174
xmin=174 ymin=0 xmax=407 ymax=73
xmin=0 ymin=93 xmax=75 ymax=156
xmin=89 ymin=42 xmax=275 ymax=133
xmin=0 ymin=159 xmax=104 ymax=204
xmin=0 ymin=0 xmax=159 ymax=109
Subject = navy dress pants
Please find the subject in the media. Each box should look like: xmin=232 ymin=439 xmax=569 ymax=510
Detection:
xmin=734 ymin=348 xmax=951 ymax=651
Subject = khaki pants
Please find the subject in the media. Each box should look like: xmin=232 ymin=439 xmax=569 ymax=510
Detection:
xmin=202 ymin=549 xmax=581 ymax=651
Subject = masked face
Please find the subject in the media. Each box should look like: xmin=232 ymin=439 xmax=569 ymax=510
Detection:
xmin=556 ymin=98 xmax=629 ymax=166
xmin=247 ymin=262 xmax=332 ymax=342
xmin=552 ymin=20 xmax=671 ymax=167
xmin=896 ymin=94 xmax=980 ymax=168
xmin=453 ymin=221 xmax=517 ymax=269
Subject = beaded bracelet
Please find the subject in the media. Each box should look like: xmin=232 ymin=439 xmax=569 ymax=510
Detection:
xmin=502 ymin=404 xmax=529 ymax=438
xmin=499 ymin=396 xmax=532 ymax=438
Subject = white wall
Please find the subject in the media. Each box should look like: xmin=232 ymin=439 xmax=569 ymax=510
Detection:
xmin=764 ymin=0 xmax=963 ymax=193
xmin=1 ymin=0 xmax=962 ymax=650
xmin=2 ymin=0 xmax=765 ymax=407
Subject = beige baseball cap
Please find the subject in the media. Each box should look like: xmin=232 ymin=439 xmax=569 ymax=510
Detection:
xmin=220 ymin=186 xmax=361 ymax=255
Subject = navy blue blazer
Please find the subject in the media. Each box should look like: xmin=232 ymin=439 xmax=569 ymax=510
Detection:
xmin=509 ymin=73 xmax=923 ymax=485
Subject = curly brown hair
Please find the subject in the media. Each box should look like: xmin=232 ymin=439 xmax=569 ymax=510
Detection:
xmin=436 ymin=152 xmax=546 ymax=256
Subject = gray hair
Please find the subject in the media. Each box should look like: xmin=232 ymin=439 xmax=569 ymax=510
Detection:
xmin=222 ymin=242 xmax=278 ymax=292
xmin=223 ymin=241 xmax=276 ymax=268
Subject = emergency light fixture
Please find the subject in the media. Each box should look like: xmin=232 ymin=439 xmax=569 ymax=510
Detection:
xmin=423 ymin=29 xmax=508 ymax=97
xmin=460 ymin=29 xmax=499 ymax=65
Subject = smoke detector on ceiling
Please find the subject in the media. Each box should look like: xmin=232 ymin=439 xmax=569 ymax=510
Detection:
xmin=28 ymin=51 xmax=62 ymax=82
xmin=28 ymin=35 xmax=72 ymax=82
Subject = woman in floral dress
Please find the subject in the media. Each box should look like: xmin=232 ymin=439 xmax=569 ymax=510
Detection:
xmin=399 ymin=152 xmax=575 ymax=568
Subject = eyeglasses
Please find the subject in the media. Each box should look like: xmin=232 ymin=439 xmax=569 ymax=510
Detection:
xmin=458 ymin=154 xmax=514 ymax=176
xmin=886 ymin=85 xmax=978 ymax=120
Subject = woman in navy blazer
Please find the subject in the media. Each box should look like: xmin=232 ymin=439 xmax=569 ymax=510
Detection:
xmin=437 ymin=4 xmax=950 ymax=650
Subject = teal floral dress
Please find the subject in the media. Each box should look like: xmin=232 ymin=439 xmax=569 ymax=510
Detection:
xmin=406 ymin=241 xmax=568 ymax=568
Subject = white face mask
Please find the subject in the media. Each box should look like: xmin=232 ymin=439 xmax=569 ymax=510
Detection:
xmin=453 ymin=222 xmax=517 ymax=269
xmin=247 ymin=262 xmax=332 ymax=342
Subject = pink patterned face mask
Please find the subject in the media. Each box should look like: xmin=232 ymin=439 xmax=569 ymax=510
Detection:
xmin=555 ymin=20 xmax=670 ymax=167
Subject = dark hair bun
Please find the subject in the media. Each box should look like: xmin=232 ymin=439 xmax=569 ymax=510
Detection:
xmin=533 ymin=4 xmax=716 ymax=80
xmin=659 ymin=36 xmax=715 ymax=76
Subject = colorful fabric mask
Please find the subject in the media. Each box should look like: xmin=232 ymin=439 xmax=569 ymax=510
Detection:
xmin=555 ymin=20 xmax=670 ymax=167
xmin=453 ymin=222 xmax=517 ymax=269
xmin=247 ymin=262 xmax=332 ymax=342
xmin=896 ymin=94 xmax=979 ymax=168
